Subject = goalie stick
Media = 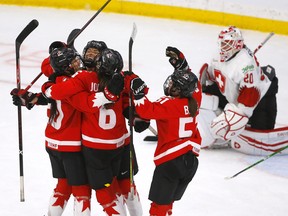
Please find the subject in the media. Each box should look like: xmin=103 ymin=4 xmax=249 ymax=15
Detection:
xmin=225 ymin=145 xmax=288 ymax=180
xmin=22 ymin=0 xmax=112 ymax=92
xmin=15 ymin=19 xmax=39 ymax=202
xmin=128 ymin=23 xmax=137 ymax=200
xmin=253 ymin=32 xmax=274 ymax=55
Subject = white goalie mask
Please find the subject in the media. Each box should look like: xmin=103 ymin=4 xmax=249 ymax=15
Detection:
xmin=218 ymin=26 xmax=244 ymax=62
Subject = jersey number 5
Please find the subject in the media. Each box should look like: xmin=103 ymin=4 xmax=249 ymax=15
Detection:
xmin=179 ymin=117 xmax=193 ymax=137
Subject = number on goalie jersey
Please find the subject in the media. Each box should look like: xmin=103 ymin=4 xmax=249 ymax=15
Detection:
xmin=130 ymin=65 xmax=202 ymax=216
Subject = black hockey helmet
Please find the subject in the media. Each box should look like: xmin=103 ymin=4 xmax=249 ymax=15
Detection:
xmin=50 ymin=47 xmax=78 ymax=74
xmin=98 ymin=48 xmax=123 ymax=76
xmin=82 ymin=40 xmax=108 ymax=68
xmin=163 ymin=69 xmax=198 ymax=98
xmin=48 ymin=41 xmax=67 ymax=54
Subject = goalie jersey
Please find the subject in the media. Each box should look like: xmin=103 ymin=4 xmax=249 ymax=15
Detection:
xmin=208 ymin=47 xmax=271 ymax=117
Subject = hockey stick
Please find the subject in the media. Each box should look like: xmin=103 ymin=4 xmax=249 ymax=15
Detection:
xmin=22 ymin=0 xmax=112 ymax=92
xmin=15 ymin=19 xmax=39 ymax=202
xmin=67 ymin=28 xmax=81 ymax=51
xmin=66 ymin=0 xmax=111 ymax=46
xmin=253 ymin=32 xmax=274 ymax=55
xmin=128 ymin=23 xmax=137 ymax=200
xmin=225 ymin=145 xmax=288 ymax=180
xmin=22 ymin=28 xmax=81 ymax=93
xmin=143 ymin=125 xmax=158 ymax=141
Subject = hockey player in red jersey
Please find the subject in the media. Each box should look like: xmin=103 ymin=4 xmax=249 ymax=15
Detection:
xmin=81 ymin=41 xmax=146 ymax=215
xmin=198 ymin=26 xmax=286 ymax=155
xmin=125 ymin=52 xmax=202 ymax=215
xmin=81 ymin=40 xmax=107 ymax=72
xmin=42 ymin=47 xmax=145 ymax=216
xmin=11 ymin=46 xmax=91 ymax=216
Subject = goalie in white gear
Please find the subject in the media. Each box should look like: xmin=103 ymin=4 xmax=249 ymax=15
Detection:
xmin=198 ymin=26 xmax=287 ymax=155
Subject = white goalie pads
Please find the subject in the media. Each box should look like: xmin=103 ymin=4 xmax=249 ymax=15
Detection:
xmin=197 ymin=108 xmax=218 ymax=148
xmin=197 ymin=94 xmax=229 ymax=148
xmin=231 ymin=125 xmax=288 ymax=156
xmin=210 ymin=103 xmax=249 ymax=140
xmin=200 ymin=93 xmax=219 ymax=111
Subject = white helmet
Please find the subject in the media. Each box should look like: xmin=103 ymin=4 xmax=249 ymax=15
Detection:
xmin=218 ymin=26 xmax=244 ymax=62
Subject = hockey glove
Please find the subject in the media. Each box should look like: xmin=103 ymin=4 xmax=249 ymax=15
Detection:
xmin=134 ymin=117 xmax=150 ymax=133
xmin=131 ymin=78 xmax=147 ymax=100
xmin=104 ymin=73 xmax=124 ymax=102
xmin=166 ymin=46 xmax=188 ymax=70
xmin=10 ymin=88 xmax=39 ymax=110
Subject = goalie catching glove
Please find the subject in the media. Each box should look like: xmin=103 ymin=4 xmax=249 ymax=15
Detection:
xmin=210 ymin=103 xmax=248 ymax=140
xmin=166 ymin=46 xmax=188 ymax=70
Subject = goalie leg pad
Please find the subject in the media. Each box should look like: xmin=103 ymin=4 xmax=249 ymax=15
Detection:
xmin=231 ymin=126 xmax=288 ymax=155
xmin=198 ymin=109 xmax=217 ymax=148
xmin=211 ymin=103 xmax=248 ymax=140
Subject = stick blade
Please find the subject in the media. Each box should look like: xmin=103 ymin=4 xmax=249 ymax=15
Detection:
xmin=67 ymin=28 xmax=81 ymax=48
xmin=143 ymin=136 xmax=158 ymax=142
xmin=224 ymin=176 xmax=233 ymax=180
xmin=16 ymin=19 xmax=39 ymax=45
xmin=130 ymin=23 xmax=137 ymax=42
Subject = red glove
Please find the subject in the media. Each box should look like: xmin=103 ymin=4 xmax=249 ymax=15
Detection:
xmin=166 ymin=46 xmax=189 ymax=70
xmin=10 ymin=88 xmax=39 ymax=110
xmin=122 ymin=71 xmax=138 ymax=93
xmin=122 ymin=71 xmax=149 ymax=96
xmin=104 ymin=73 xmax=124 ymax=102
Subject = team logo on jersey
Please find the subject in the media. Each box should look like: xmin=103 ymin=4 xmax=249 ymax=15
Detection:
xmin=242 ymin=64 xmax=254 ymax=73
xmin=214 ymin=69 xmax=226 ymax=93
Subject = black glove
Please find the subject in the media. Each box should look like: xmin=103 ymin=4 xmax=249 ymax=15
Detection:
xmin=130 ymin=78 xmax=147 ymax=100
xmin=10 ymin=88 xmax=38 ymax=110
xmin=134 ymin=117 xmax=150 ymax=133
xmin=166 ymin=46 xmax=188 ymax=70
xmin=104 ymin=73 xmax=124 ymax=102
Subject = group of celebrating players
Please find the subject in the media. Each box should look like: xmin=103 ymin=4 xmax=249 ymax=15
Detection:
xmin=10 ymin=25 xmax=284 ymax=216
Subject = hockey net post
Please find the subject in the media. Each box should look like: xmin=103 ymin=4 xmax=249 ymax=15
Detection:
xmin=15 ymin=19 xmax=39 ymax=202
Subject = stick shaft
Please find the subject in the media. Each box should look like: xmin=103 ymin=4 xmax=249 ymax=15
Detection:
xmin=227 ymin=145 xmax=288 ymax=179
xmin=253 ymin=32 xmax=274 ymax=55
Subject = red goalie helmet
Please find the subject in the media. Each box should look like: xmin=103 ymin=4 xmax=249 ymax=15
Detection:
xmin=218 ymin=26 xmax=244 ymax=62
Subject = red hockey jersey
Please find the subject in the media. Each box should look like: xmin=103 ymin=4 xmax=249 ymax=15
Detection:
xmin=134 ymin=82 xmax=202 ymax=165
xmin=45 ymin=70 xmax=130 ymax=150
xmin=45 ymin=75 xmax=82 ymax=152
